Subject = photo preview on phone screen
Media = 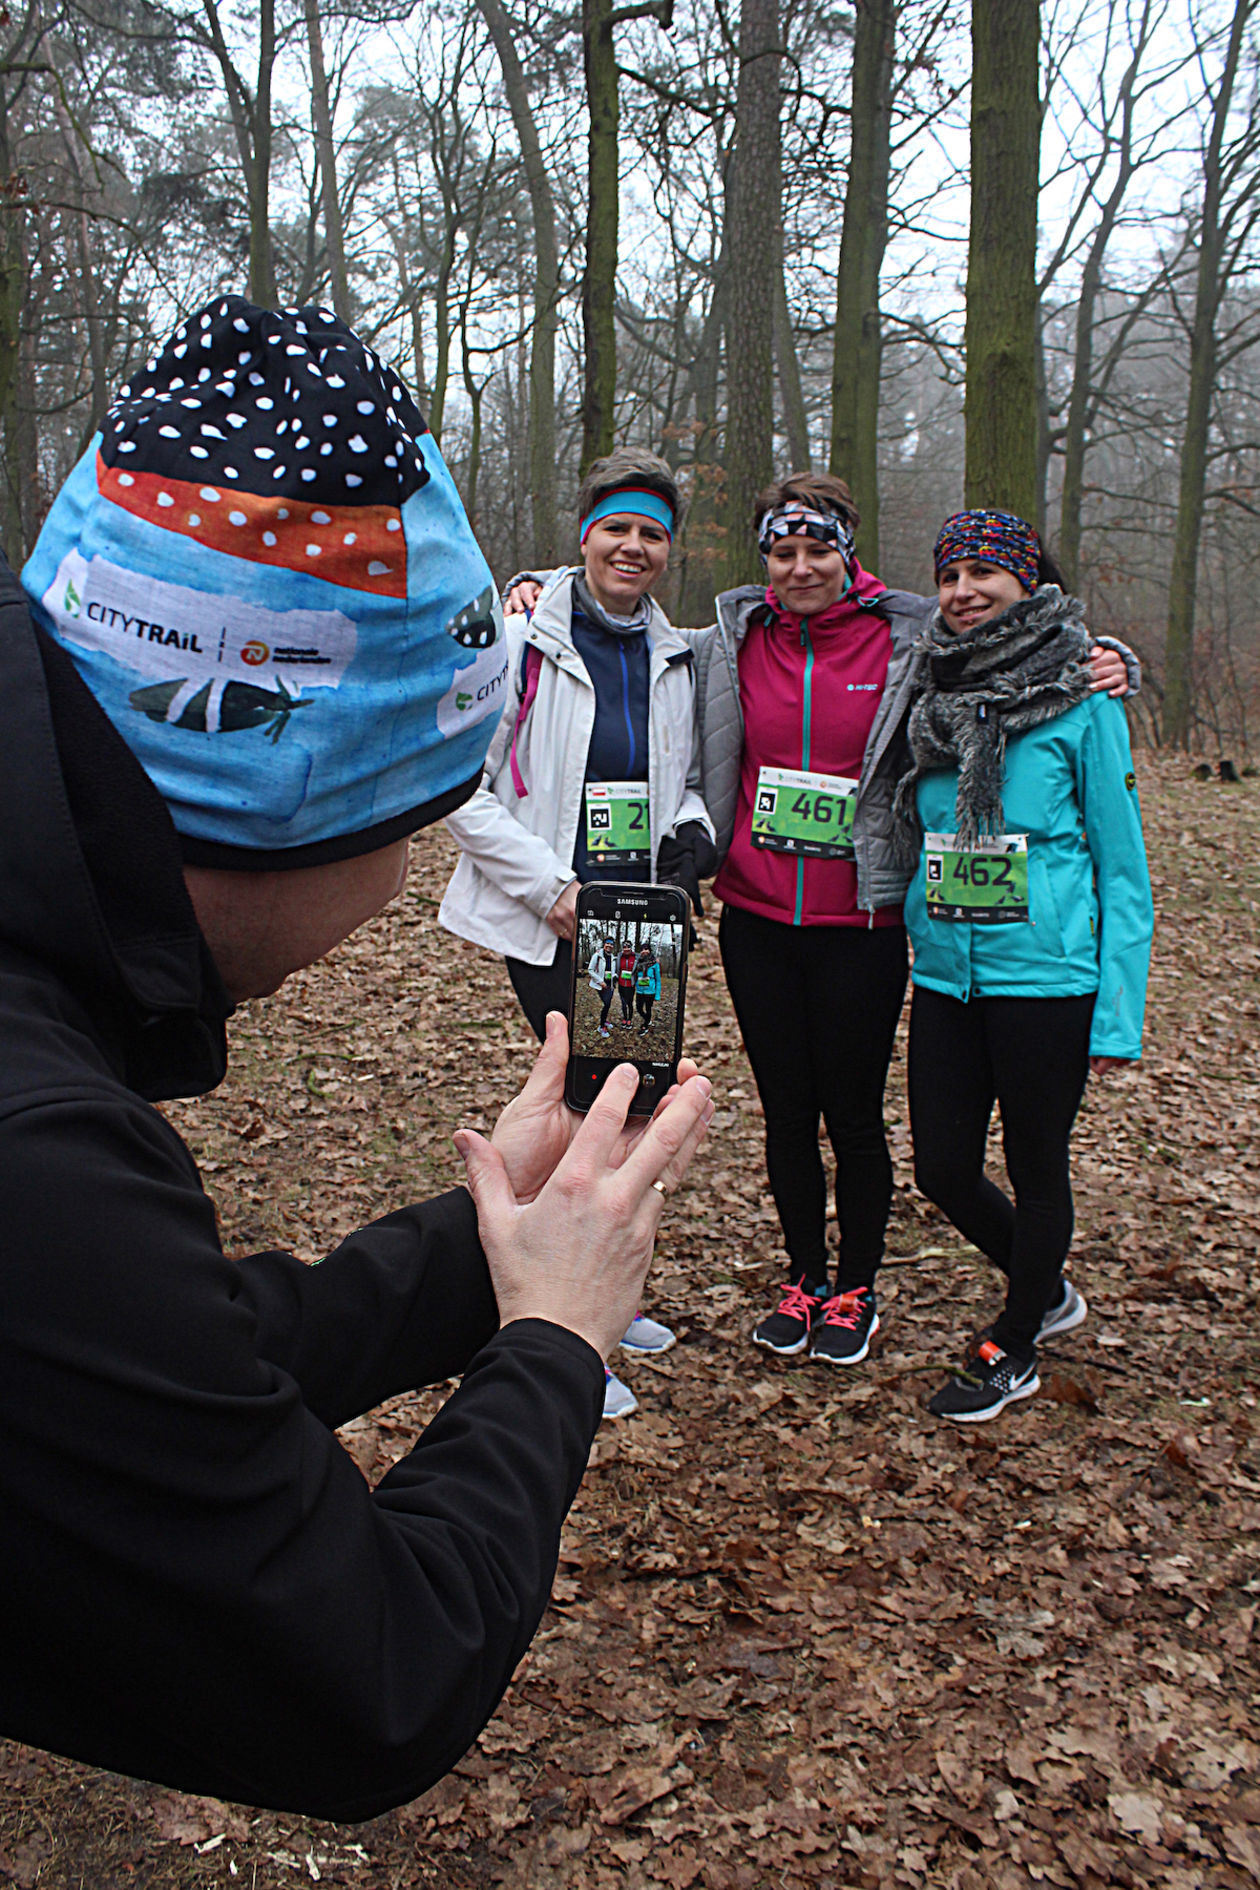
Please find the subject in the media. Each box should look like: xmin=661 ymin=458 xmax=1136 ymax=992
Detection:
xmin=567 ymin=886 xmax=689 ymax=1114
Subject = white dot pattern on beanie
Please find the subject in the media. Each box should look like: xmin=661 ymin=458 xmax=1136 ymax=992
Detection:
xmin=101 ymin=295 xmax=431 ymax=514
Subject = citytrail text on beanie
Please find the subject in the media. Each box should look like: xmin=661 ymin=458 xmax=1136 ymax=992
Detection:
xmin=23 ymin=296 xmax=506 ymax=866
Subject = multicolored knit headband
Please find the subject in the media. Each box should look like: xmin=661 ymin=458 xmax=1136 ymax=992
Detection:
xmin=933 ymin=510 xmax=1040 ymax=593
xmin=757 ymin=504 xmax=856 ymax=569
xmin=579 ymin=488 xmax=675 ymax=545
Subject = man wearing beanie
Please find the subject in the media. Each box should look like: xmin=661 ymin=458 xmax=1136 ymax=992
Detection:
xmin=1 ymin=298 xmax=712 ymax=1819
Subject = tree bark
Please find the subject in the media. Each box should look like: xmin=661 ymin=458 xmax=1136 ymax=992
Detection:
xmin=675 ymin=255 xmax=728 ymax=624
xmin=476 ymin=0 xmax=559 ymax=562
xmin=1163 ymin=0 xmax=1254 ymax=749
xmin=0 ymin=75 xmax=27 ymax=440
xmin=303 ymin=0 xmax=351 ymax=320
xmin=582 ymin=0 xmax=619 ymax=471
xmin=199 ymin=0 xmax=276 ymax=306
xmin=964 ymin=0 xmax=1040 ymax=520
xmin=774 ymin=261 xmax=810 ymax=472
xmin=722 ymin=0 xmax=781 ymax=588
xmin=829 ymin=0 xmax=893 ymax=570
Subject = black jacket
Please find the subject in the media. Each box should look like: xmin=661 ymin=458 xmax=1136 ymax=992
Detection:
xmin=0 ymin=556 xmax=603 ymax=1820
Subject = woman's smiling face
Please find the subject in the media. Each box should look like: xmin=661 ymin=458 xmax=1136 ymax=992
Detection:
xmin=937 ymin=557 xmax=1029 ymax=634
xmin=764 ymin=534 xmax=850 ymax=616
xmin=582 ymin=513 xmax=671 ymax=613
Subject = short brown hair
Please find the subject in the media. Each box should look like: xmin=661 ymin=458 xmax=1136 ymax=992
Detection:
xmin=752 ymin=470 xmax=860 ymax=540
xmin=578 ymin=447 xmax=682 ymax=530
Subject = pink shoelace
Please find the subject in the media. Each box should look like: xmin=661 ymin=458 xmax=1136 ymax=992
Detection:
xmin=775 ymin=1282 xmax=818 ymax=1324
xmin=819 ymin=1289 xmax=868 ymax=1330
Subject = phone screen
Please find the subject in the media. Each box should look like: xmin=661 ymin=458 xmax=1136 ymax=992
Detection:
xmin=565 ymin=882 xmax=690 ymax=1114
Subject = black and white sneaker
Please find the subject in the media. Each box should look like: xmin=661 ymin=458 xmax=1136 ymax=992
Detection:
xmin=928 ymin=1338 xmax=1040 ymax=1423
xmin=810 ymin=1287 xmax=880 ymax=1366
xmin=753 ymin=1281 xmax=825 ymax=1356
xmin=1037 ymin=1279 xmax=1088 ymax=1342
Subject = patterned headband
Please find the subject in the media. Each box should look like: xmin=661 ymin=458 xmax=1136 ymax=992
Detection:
xmin=757 ymin=504 xmax=855 ymax=568
xmin=933 ymin=510 xmax=1040 ymax=593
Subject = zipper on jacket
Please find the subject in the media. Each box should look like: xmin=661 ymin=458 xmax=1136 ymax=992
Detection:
xmin=619 ymin=642 xmax=636 ymax=774
xmin=795 ymin=618 xmax=814 ymax=926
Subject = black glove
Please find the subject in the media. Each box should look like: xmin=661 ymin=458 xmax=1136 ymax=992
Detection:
xmin=657 ymin=820 xmax=718 ymax=918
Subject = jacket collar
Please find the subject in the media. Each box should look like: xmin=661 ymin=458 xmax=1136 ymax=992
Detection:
xmin=526 ymin=567 xmax=690 ymax=674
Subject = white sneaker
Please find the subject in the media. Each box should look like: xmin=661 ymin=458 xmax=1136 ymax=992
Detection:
xmin=1038 ymin=1280 xmax=1088 ymax=1342
xmin=620 ymin=1312 xmax=676 ymax=1354
xmin=603 ymin=1368 xmax=638 ymax=1420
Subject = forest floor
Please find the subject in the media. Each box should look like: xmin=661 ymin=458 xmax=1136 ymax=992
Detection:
xmin=2 ymin=757 xmax=1258 ymax=1890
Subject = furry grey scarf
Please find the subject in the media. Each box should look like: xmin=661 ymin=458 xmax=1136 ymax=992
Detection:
xmin=893 ymin=586 xmax=1093 ymax=853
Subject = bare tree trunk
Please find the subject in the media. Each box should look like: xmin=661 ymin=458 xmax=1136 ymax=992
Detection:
xmin=1164 ymin=0 xmax=1255 ymax=749
xmin=0 ymin=79 xmax=27 ymax=441
xmin=461 ymin=313 xmax=485 ymax=523
xmin=1057 ymin=6 xmax=1154 ymax=589
xmin=722 ymin=0 xmax=781 ymax=589
xmin=829 ymin=0 xmax=893 ymax=569
xmin=246 ymin=0 xmax=276 ymax=304
xmin=774 ymin=262 xmax=809 ymax=471
xmin=964 ymin=0 xmax=1040 ymax=520
xmin=582 ymin=0 xmax=619 ymax=470
xmin=199 ymin=0 xmax=276 ymax=305
xmin=429 ymin=225 xmax=455 ymax=442
xmin=676 ymin=257 xmax=728 ymax=624
xmin=303 ymin=0 xmax=350 ymax=320
xmin=476 ymin=0 xmax=559 ymax=561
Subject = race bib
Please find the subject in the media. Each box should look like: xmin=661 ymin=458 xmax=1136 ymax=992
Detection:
xmin=750 ymin=766 xmax=857 ymax=858
xmin=924 ymin=832 xmax=1030 ymax=924
xmin=585 ymin=781 xmax=650 ymax=862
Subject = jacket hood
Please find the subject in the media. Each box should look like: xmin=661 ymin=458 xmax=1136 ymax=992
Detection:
xmin=715 ymin=570 xmax=933 ymax=650
xmin=0 ymin=552 xmax=229 ymax=1102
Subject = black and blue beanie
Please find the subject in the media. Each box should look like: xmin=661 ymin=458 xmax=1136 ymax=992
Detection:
xmin=23 ymin=296 xmax=507 ymax=867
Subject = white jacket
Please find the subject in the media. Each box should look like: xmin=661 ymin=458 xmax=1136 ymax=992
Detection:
xmin=587 ymin=948 xmax=615 ymax=989
xmin=440 ymin=569 xmax=712 ymax=966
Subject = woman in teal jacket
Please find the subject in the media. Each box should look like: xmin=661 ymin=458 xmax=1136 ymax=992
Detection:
xmin=896 ymin=510 xmax=1153 ymax=1424
xmin=634 ymin=944 xmax=662 ymax=1034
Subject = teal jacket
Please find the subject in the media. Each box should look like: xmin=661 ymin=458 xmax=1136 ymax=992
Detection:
xmin=904 ymin=694 xmax=1153 ymax=1059
xmin=635 ymin=960 xmax=661 ymax=998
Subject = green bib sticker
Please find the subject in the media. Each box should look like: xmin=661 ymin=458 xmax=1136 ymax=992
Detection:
xmin=750 ymin=765 xmax=858 ymax=859
xmin=585 ymin=781 xmax=651 ymax=863
xmin=924 ymin=832 xmax=1030 ymax=924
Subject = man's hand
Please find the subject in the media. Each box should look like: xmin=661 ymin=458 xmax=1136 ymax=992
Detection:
xmin=488 ymin=1011 xmax=702 ymax=1203
xmin=456 ymin=1063 xmax=714 ymax=1358
xmin=506 ymin=578 xmax=544 ymax=617
xmin=1088 ymin=643 xmax=1129 ymax=697
xmin=547 ymin=880 xmax=579 ymax=940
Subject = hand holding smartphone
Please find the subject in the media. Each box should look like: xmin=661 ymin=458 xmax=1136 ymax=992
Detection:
xmin=565 ymin=882 xmax=690 ymax=1115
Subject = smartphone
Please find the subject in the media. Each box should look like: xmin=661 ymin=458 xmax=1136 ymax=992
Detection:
xmin=565 ymin=882 xmax=691 ymax=1115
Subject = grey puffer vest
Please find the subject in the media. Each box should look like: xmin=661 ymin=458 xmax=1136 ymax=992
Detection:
xmin=684 ymin=584 xmax=935 ymax=917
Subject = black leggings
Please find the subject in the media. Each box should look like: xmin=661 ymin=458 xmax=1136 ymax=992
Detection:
xmin=506 ymin=939 xmax=571 ymax=1042
xmin=719 ymin=904 xmax=909 ymax=1293
xmin=907 ymin=985 xmax=1094 ymax=1355
xmin=636 ymin=993 xmax=655 ymax=1028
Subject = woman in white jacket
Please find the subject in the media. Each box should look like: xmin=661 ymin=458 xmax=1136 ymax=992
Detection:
xmin=441 ymin=447 xmax=715 ymax=1419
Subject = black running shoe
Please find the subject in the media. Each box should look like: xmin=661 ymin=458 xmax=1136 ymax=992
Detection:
xmin=928 ymin=1337 xmax=1040 ymax=1423
xmin=810 ymin=1287 xmax=880 ymax=1366
xmin=1037 ymin=1279 xmax=1087 ymax=1342
xmin=753 ymin=1281 xmax=824 ymax=1356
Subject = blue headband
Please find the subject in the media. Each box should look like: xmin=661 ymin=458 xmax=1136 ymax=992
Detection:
xmin=579 ymin=488 xmax=674 ymax=544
